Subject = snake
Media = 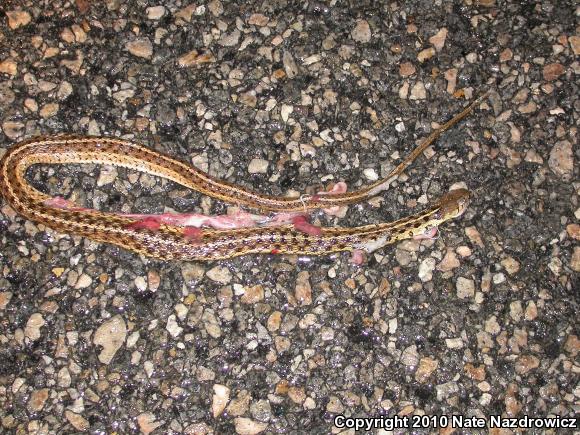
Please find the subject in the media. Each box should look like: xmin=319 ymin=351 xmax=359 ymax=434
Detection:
xmin=0 ymin=95 xmax=483 ymax=261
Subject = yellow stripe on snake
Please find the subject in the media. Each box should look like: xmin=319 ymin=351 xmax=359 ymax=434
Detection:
xmin=0 ymin=95 xmax=485 ymax=261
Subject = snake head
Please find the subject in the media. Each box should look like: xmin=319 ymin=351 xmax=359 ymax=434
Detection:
xmin=436 ymin=188 xmax=471 ymax=220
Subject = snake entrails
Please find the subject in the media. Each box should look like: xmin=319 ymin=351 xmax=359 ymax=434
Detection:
xmin=0 ymin=95 xmax=484 ymax=260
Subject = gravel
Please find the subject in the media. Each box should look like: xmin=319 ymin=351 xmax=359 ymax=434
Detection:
xmin=0 ymin=0 xmax=578 ymax=433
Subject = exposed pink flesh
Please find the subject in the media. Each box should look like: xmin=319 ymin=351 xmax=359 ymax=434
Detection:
xmin=266 ymin=211 xmax=309 ymax=226
xmin=183 ymin=226 xmax=203 ymax=242
xmin=291 ymin=215 xmax=322 ymax=236
xmin=44 ymin=197 xmax=74 ymax=208
xmin=413 ymin=226 xmax=439 ymax=240
xmin=350 ymin=249 xmax=366 ymax=265
xmin=44 ymin=197 xmax=91 ymax=212
xmin=122 ymin=210 xmax=268 ymax=229
xmin=45 ymin=197 xmax=338 ymax=243
xmin=126 ymin=217 xmax=161 ymax=231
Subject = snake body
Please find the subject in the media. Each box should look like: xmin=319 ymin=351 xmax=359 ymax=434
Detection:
xmin=0 ymin=96 xmax=483 ymax=260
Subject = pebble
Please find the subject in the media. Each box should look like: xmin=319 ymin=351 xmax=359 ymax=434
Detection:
xmin=204 ymin=316 xmax=222 ymax=339
xmin=437 ymin=249 xmax=460 ymax=272
xmin=137 ymin=412 xmax=162 ymax=435
xmin=288 ymin=386 xmax=306 ymax=404
xmin=248 ymin=14 xmax=269 ymax=26
xmin=57 ymin=367 xmax=71 ymax=388
xmin=250 ymin=399 xmax=271 ymax=422
xmin=401 ymin=345 xmax=419 ymax=367
xmin=524 ymin=301 xmax=538 ymax=321
xmin=219 ymin=29 xmax=241 ymax=47
xmin=484 ymin=315 xmax=501 ymax=335
xmin=147 ymin=271 xmax=161 ymax=292
xmin=445 ymin=338 xmax=464 ymax=349
xmin=569 ymin=36 xmax=580 ymax=56
xmin=0 ymin=291 xmax=12 ymax=310
xmin=409 ymin=82 xmax=427 ymax=100
xmin=28 ymin=388 xmax=49 ymax=412
xmin=515 ymin=355 xmax=540 ymax=375
xmin=208 ymin=0 xmax=224 ymax=16
xmin=65 ymin=411 xmax=90 ymax=431
xmin=493 ymin=272 xmax=506 ymax=284
xmin=74 ymin=273 xmax=93 ymax=289
xmin=417 ymin=47 xmax=435 ymax=62
xmin=0 ymin=82 xmax=16 ymax=105
xmin=399 ymin=81 xmax=409 ymax=99
xmin=294 ymin=271 xmax=312 ymax=306
xmin=363 ymin=168 xmax=379 ymax=181
xmin=456 ymin=277 xmax=475 ymax=299
xmin=564 ymin=335 xmax=579 ymax=357
xmin=542 ymin=63 xmax=565 ymax=81
xmin=566 ymin=224 xmax=580 ymax=240
xmin=280 ymin=104 xmax=293 ymax=122
xmin=465 ymin=226 xmax=484 ymax=247
xmin=39 ymin=103 xmax=59 ymax=118
xmin=524 ymin=149 xmax=543 ymax=164
xmin=24 ymin=313 xmax=45 ymax=341
xmin=181 ymin=263 xmax=205 ymax=282
xmin=326 ymin=396 xmax=344 ymax=413
xmin=464 ymin=363 xmax=486 ymax=381
xmin=571 ymin=247 xmax=580 ymax=272
xmin=499 ymin=48 xmax=513 ymax=62
xmin=178 ymin=50 xmax=216 ymax=67
xmin=395 ymin=247 xmax=414 ymax=266
xmin=6 ymin=10 xmax=31 ymax=29
xmin=351 ymin=19 xmax=371 ymax=43
xmin=0 ymin=59 xmax=17 ymax=76
xmin=248 ymin=158 xmax=269 ymax=174
xmin=399 ymin=62 xmax=416 ymax=77
xmin=239 ymin=91 xmax=257 ymax=108
xmin=113 ymin=88 xmax=134 ymax=103
xmin=548 ymin=257 xmax=562 ymax=276
xmin=436 ymin=382 xmax=459 ymax=401
xmin=227 ymin=391 xmax=251 ymax=416
xmin=2 ymin=121 xmax=24 ymax=140
xmin=418 ymin=257 xmax=436 ymax=282
xmin=429 ymin=28 xmax=448 ymax=51
xmin=267 ymin=312 xmax=282 ymax=331
xmin=93 ymin=315 xmax=127 ymax=364
xmin=241 ymin=285 xmax=264 ymax=304
xmin=320 ymin=327 xmax=334 ymax=341
xmin=206 ymin=266 xmax=232 ymax=284
xmin=97 ymin=165 xmax=118 ymax=187
xmin=415 ymin=357 xmax=438 ymax=383
xmin=518 ymin=101 xmax=537 ymax=114
xmin=146 ymin=6 xmax=166 ymax=19
xmin=548 ymin=140 xmax=573 ymax=179
xmin=61 ymin=28 xmax=75 ymax=44
xmin=57 ymin=81 xmax=73 ymax=99
xmin=126 ymin=38 xmax=153 ymax=58
xmin=303 ymin=397 xmax=317 ymax=410
xmin=166 ymin=314 xmax=183 ymax=337
xmin=501 ymin=256 xmax=520 ymax=275
xmin=282 ymin=51 xmax=299 ymax=78
xmin=445 ymin=68 xmax=457 ymax=93
xmin=234 ymin=417 xmax=268 ymax=435
xmin=212 ymin=384 xmax=230 ymax=418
